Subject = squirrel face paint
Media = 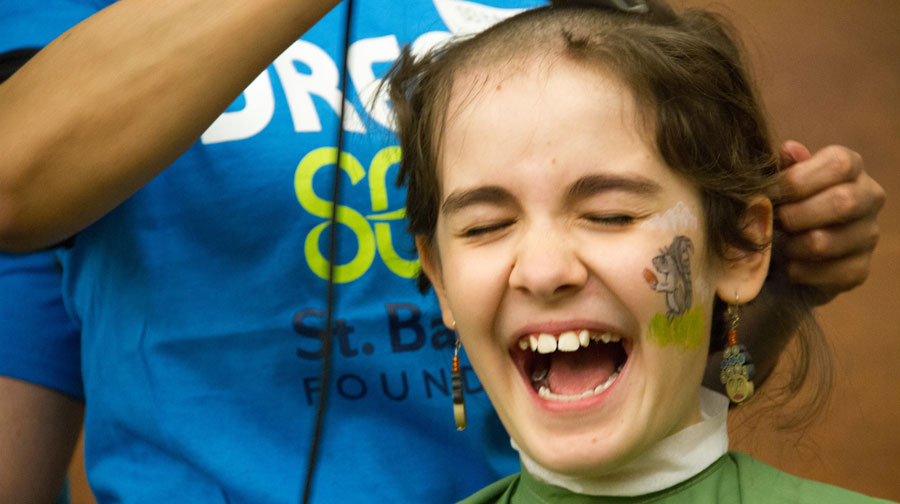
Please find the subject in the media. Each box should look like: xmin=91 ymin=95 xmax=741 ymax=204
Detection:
xmin=644 ymin=235 xmax=706 ymax=350
xmin=423 ymin=60 xmax=725 ymax=479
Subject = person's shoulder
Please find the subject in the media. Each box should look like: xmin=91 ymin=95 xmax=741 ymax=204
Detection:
xmin=728 ymin=451 xmax=896 ymax=504
xmin=456 ymin=473 xmax=521 ymax=504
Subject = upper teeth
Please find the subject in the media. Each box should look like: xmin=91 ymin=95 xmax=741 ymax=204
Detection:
xmin=517 ymin=330 xmax=621 ymax=353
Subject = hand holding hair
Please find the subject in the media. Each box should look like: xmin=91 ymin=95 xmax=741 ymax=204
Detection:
xmin=774 ymin=141 xmax=885 ymax=304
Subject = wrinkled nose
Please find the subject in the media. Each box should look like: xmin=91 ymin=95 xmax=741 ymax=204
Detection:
xmin=509 ymin=226 xmax=587 ymax=301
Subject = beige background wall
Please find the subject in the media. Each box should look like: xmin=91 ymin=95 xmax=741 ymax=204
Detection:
xmin=67 ymin=1 xmax=900 ymax=502
xmin=681 ymin=1 xmax=900 ymax=501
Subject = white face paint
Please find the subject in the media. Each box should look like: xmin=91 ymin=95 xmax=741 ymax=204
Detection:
xmin=640 ymin=201 xmax=698 ymax=234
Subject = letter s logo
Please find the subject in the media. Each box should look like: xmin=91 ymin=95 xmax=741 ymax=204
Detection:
xmin=295 ymin=147 xmax=375 ymax=283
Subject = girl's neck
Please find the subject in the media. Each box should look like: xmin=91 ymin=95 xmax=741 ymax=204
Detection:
xmin=515 ymin=387 xmax=730 ymax=497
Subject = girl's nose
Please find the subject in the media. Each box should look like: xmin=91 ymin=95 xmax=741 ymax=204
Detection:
xmin=508 ymin=226 xmax=587 ymax=301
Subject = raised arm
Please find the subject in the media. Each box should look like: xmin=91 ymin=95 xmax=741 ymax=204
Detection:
xmin=0 ymin=0 xmax=340 ymax=252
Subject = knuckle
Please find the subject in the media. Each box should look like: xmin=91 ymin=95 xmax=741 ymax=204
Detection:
xmin=823 ymin=145 xmax=858 ymax=180
xmin=853 ymin=220 xmax=883 ymax=252
xmin=871 ymin=181 xmax=887 ymax=209
xmin=830 ymin=184 xmax=859 ymax=217
xmin=803 ymin=230 xmax=830 ymax=257
xmin=846 ymin=255 xmax=871 ymax=287
xmin=868 ymin=222 xmax=881 ymax=248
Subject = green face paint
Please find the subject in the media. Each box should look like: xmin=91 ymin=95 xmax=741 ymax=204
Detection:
xmin=648 ymin=305 xmax=705 ymax=349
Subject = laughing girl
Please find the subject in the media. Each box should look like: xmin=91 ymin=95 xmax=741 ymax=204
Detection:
xmin=386 ymin=0 xmax=892 ymax=502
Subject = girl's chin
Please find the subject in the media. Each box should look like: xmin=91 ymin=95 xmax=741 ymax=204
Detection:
xmin=517 ymin=434 xmax=638 ymax=477
xmin=504 ymin=372 xmax=657 ymax=477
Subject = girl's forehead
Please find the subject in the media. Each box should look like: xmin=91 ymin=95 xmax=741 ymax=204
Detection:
xmin=437 ymin=59 xmax=696 ymax=207
xmin=441 ymin=59 xmax=652 ymax=168
xmin=444 ymin=55 xmax=643 ymax=140
xmin=448 ymin=54 xmax=606 ymax=103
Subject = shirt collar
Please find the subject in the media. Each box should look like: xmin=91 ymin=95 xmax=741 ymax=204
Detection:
xmin=514 ymin=387 xmax=730 ymax=497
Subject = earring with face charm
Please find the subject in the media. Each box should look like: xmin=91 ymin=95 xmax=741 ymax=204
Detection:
xmin=720 ymin=300 xmax=755 ymax=404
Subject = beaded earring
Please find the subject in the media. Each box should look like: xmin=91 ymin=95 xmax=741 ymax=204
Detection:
xmin=451 ymin=323 xmax=467 ymax=430
xmin=720 ymin=301 xmax=755 ymax=404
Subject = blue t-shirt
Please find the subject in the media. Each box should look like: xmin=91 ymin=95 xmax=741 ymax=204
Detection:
xmin=0 ymin=1 xmax=542 ymax=501
xmin=0 ymin=251 xmax=82 ymax=400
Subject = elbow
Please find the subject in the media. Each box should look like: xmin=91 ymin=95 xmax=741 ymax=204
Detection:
xmin=0 ymin=154 xmax=85 ymax=252
xmin=0 ymin=187 xmax=49 ymax=253
xmin=0 ymin=202 xmax=34 ymax=253
xmin=0 ymin=136 xmax=74 ymax=253
xmin=0 ymin=154 xmax=35 ymax=251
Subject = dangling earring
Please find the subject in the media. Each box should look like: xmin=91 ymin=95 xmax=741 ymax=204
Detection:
xmin=451 ymin=322 xmax=467 ymax=431
xmin=720 ymin=299 xmax=755 ymax=404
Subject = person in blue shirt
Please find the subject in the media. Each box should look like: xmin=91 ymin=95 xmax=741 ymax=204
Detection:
xmin=0 ymin=1 xmax=885 ymax=502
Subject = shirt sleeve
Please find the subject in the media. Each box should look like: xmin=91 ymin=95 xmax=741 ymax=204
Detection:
xmin=0 ymin=251 xmax=84 ymax=400
xmin=0 ymin=0 xmax=105 ymax=53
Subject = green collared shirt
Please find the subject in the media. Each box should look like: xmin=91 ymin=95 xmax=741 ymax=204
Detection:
xmin=458 ymin=452 xmax=893 ymax=504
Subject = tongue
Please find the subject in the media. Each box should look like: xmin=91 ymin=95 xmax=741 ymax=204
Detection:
xmin=547 ymin=344 xmax=616 ymax=396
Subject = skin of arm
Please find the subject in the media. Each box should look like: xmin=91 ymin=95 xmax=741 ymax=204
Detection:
xmin=0 ymin=377 xmax=84 ymax=504
xmin=0 ymin=0 xmax=341 ymax=252
xmin=703 ymin=141 xmax=885 ymax=391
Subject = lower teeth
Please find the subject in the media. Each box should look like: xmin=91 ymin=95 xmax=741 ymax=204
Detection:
xmin=536 ymin=365 xmax=623 ymax=402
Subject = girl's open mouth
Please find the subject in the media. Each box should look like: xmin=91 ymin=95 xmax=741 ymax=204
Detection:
xmin=512 ymin=330 xmax=629 ymax=402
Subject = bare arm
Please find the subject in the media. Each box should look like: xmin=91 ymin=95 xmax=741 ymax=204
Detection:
xmin=0 ymin=0 xmax=340 ymax=252
xmin=0 ymin=377 xmax=84 ymax=503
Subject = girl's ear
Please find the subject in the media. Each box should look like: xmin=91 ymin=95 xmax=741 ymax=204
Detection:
xmin=715 ymin=196 xmax=774 ymax=304
xmin=416 ymin=236 xmax=456 ymax=328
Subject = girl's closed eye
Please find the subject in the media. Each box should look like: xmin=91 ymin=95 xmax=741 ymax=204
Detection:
xmin=583 ymin=213 xmax=637 ymax=227
xmin=577 ymin=195 xmax=654 ymax=229
xmin=459 ymin=219 xmax=516 ymax=238
xmin=582 ymin=212 xmax=643 ymax=229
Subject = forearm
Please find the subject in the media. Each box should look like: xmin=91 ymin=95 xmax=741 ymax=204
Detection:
xmin=0 ymin=377 xmax=84 ymax=503
xmin=0 ymin=0 xmax=340 ymax=252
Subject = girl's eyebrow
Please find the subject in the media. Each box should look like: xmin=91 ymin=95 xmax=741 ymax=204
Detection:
xmin=566 ymin=174 xmax=662 ymax=200
xmin=440 ymin=175 xmax=661 ymax=215
xmin=441 ymin=186 xmax=516 ymax=215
